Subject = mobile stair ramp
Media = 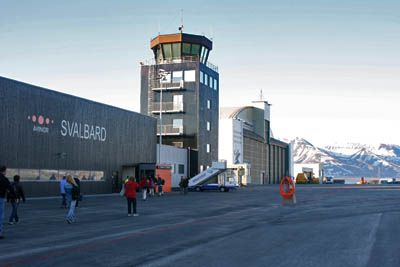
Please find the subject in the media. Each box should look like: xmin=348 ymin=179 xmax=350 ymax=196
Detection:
xmin=188 ymin=161 xmax=227 ymax=187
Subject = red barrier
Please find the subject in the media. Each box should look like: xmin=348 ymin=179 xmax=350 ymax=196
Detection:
xmin=280 ymin=176 xmax=295 ymax=199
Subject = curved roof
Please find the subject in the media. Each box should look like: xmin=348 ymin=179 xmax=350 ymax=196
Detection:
xmin=220 ymin=106 xmax=256 ymax=119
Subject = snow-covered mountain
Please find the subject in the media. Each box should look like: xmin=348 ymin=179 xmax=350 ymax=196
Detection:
xmin=291 ymin=138 xmax=400 ymax=178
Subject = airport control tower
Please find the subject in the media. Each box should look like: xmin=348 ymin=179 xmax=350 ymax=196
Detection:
xmin=140 ymin=32 xmax=219 ymax=175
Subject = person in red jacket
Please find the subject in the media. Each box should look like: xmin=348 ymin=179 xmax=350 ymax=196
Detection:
xmin=124 ymin=176 xmax=139 ymax=217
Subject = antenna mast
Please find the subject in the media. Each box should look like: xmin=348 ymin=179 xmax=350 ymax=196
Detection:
xmin=259 ymin=89 xmax=264 ymax=101
xmin=179 ymin=9 xmax=184 ymax=33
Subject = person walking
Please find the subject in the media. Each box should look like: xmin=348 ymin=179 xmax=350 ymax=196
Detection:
xmin=179 ymin=176 xmax=184 ymax=194
xmin=140 ymin=177 xmax=148 ymax=201
xmin=182 ymin=176 xmax=189 ymax=195
xmin=64 ymin=175 xmax=80 ymax=224
xmin=0 ymin=166 xmax=11 ymax=239
xmin=60 ymin=176 xmax=67 ymax=208
xmin=124 ymin=176 xmax=139 ymax=217
xmin=7 ymin=175 xmax=25 ymax=225
xmin=149 ymin=176 xmax=155 ymax=197
xmin=156 ymin=176 xmax=164 ymax=196
xmin=73 ymin=177 xmax=81 ymax=208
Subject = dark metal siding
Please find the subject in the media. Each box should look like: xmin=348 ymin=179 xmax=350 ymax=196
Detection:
xmin=0 ymin=77 xmax=157 ymax=195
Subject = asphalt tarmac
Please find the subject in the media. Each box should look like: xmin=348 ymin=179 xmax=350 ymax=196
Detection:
xmin=1 ymin=185 xmax=400 ymax=267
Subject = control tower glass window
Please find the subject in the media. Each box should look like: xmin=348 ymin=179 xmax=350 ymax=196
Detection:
xmin=163 ymin=44 xmax=172 ymax=59
xmin=172 ymin=43 xmax=181 ymax=59
xmin=183 ymin=43 xmax=191 ymax=54
xmin=156 ymin=46 xmax=163 ymax=62
xmin=191 ymin=44 xmax=200 ymax=56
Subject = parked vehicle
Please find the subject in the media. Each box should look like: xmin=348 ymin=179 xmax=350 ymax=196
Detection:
xmin=192 ymin=183 xmax=238 ymax=192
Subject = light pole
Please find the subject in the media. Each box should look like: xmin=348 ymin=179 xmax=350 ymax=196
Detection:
xmin=158 ymin=69 xmax=168 ymax=165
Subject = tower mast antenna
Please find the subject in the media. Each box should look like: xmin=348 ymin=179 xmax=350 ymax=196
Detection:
xmin=179 ymin=9 xmax=184 ymax=33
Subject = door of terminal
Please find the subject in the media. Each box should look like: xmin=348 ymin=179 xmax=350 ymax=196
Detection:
xmin=122 ymin=167 xmax=136 ymax=181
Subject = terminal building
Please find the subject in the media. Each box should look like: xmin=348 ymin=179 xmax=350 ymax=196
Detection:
xmin=0 ymin=76 xmax=157 ymax=196
xmin=140 ymin=32 xmax=219 ymax=176
xmin=219 ymin=101 xmax=291 ymax=184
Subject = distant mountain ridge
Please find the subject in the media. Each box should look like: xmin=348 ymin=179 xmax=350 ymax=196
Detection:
xmin=291 ymin=138 xmax=400 ymax=178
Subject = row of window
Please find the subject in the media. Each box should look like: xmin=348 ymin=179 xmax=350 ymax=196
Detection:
xmin=5 ymin=168 xmax=105 ymax=182
xmin=156 ymin=43 xmax=209 ymax=64
xmin=200 ymin=71 xmax=218 ymax=90
xmin=161 ymin=70 xmax=196 ymax=84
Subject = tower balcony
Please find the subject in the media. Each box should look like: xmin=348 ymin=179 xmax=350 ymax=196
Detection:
xmin=152 ymin=102 xmax=184 ymax=113
xmin=157 ymin=125 xmax=184 ymax=136
xmin=152 ymin=80 xmax=185 ymax=91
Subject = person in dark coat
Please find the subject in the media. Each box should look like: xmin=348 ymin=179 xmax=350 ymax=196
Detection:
xmin=7 ymin=175 xmax=26 ymax=225
xmin=156 ymin=176 xmax=164 ymax=196
xmin=0 ymin=166 xmax=11 ymax=238
xmin=73 ymin=177 xmax=81 ymax=207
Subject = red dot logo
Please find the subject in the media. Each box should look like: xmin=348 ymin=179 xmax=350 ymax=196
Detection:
xmin=45 ymin=118 xmax=50 ymax=125
xmin=38 ymin=116 xmax=44 ymax=125
xmin=32 ymin=115 xmax=37 ymax=123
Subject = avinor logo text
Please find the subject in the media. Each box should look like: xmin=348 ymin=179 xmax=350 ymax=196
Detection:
xmin=61 ymin=120 xmax=107 ymax=142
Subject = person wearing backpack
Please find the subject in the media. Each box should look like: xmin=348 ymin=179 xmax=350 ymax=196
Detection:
xmin=0 ymin=166 xmax=11 ymax=239
xmin=7 ymin=175 xmax=25 ymax=225
xmin=64 ymin=175 xmax=79 ymax=224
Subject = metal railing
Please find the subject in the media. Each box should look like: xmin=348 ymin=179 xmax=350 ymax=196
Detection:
xmin=157 ymin=125 xmax=184 ymax=135
xmin=152 ymin=102 xmax=184 ymax=112
xmin=151 ymin=81 xmax=185 ymax=91
xmin=143 ymin=56 xmax=219 ymax=73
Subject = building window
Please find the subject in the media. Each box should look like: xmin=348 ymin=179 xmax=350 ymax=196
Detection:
xmin=214 ymin=78 xmax=218 ymax=90
xmin=178 ymin=164 xmax=185 ymax=174
xmin=200 ymin=71 xmax=204 ymax=84
xmin=207 ymin=121 xmax=211 ymax=131
xmin=191 ymin=44 xmax=201 ymax=55
xmin=200 ymin=165 xmax=204 ymax=172
xmin=163 ymin=44 xmax=172 ymax=59
xmin=172 ymin=71 xmax=183 ymax=83
xmin=201 ymin=47 xmax=208 ymax=63
xmin=184 ymin=70 xmax=196 ymax=82
xmin=172 ymin=43 xmax=181 ymax=59
xmin=207 ymin=100 xmax=211 ymax=109
xmin=12 ymin=168 xmax=104 ymax=181
xmin=183 ymin=43 xmax=191 ymax=54
xmin=206 ymin=144 xmax=210 ymax=153
xmin=205 ymin=73 xmax=208 ymax=86
xmin=209 ymin=76 xmax=213 ymax=88
xmin=173 ymin=119 xmax=183 ymax=128
xmin=173 ymin=95 xmax=183 ymax=111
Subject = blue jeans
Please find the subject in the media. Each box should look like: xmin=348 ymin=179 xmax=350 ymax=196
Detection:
xmin=66 ymin=200 xmax=77 ymax=222
xmin=0 ymin=198 xmax=5 ymax=235
xmin=9 ymin=201 xmax=19 ymax=222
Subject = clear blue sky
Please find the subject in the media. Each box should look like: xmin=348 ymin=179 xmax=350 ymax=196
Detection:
xmin=1 ymin=0 xmax=399 ymax=146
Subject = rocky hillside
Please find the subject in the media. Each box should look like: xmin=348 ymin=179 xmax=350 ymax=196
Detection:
xmin=291 ymin=138 xmax=400 ymax=178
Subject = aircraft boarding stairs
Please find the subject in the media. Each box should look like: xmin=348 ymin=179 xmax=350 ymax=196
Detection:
xmin=188 ymin=161 xmax=227 ymax=187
